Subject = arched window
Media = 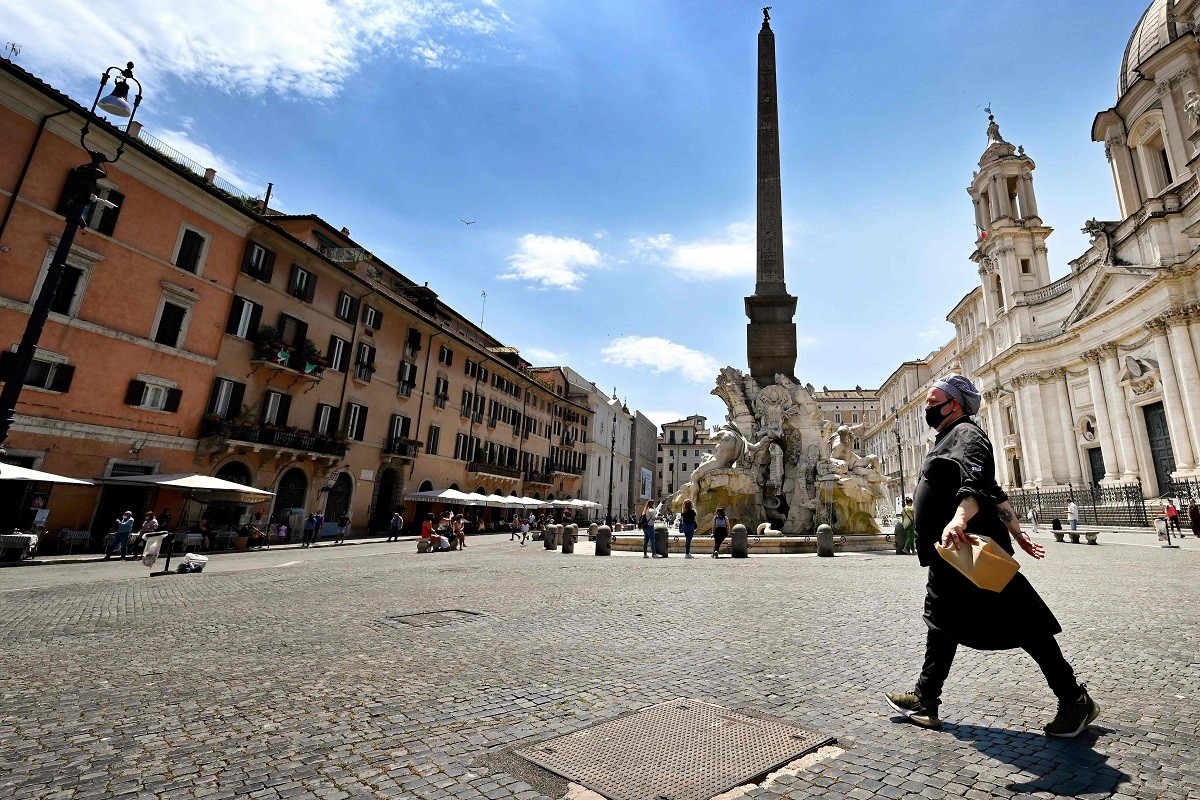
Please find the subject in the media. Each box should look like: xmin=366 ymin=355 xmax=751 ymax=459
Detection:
xmin=215 ymin=461 xmax=252 ymax=485
xmin=1129 ymin=111 xmax=1175 ymax=196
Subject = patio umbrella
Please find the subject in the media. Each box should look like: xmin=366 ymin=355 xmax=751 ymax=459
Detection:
xmin=103 ymin=473 xmax=273 ymax=502
xmin=0 ymin=463 xmax=93 ymax=485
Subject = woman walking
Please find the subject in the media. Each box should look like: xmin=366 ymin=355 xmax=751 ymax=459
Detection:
xmin=680 ymin=499 xmax=698 ymax=558
xmin=1189 ymin=499 xmax=1200 ymax=538
xmin=641 ymin=500 xmax=658 ymax=558
xmin=712 ymin=508 xmax=729 ymax=558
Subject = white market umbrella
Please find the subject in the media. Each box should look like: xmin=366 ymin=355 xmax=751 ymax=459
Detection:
xmin=105 ymin=472 xmax=273 ymax=502
xmin=0 ymin=463 xmax=92 ymax=485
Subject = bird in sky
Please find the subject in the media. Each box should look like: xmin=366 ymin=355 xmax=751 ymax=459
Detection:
xmin=460 ymin=219 xmax=476 ymax=225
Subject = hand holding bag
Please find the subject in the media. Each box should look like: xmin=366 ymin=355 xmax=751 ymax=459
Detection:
xmin=934 ymin=534 xmax=1020 ymax=592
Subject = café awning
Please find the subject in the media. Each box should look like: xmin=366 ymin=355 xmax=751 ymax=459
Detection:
xmin=0 ymin=463 xmax=93 ymax=485
xmin=102 ymin=473 xmax=273 ymax=503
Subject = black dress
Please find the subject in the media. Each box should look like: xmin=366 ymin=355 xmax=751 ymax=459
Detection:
xmin=913 ymin=417 xmax=1061 ymax=650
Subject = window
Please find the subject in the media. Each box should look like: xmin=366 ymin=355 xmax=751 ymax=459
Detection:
xmin=398 ymin=361 xmax=417 ymax=395
xmin=225 ymin=296 xmax=263 ymax=339
xmin=206 ymin=378 xmax=244 ymax=419
xmin=390 ymin=413 xmax=411 ymax=441
xmin=434 ymin=376 xmax=449 ymax=405
xmin=682 ymin=449 xmax=688 ymax=456
xmin=173 ymin=226 xmax=209 ymax=274
xmin=261 ymin=391 xmax=291 ymax=426
xmin=668 ymin=431 xmax=676 ymax=444
xmin=313 ymin=403 xmax=339 ymax=435
xmin=852 ymin=412 xmax=859 ymax=424
xmin=363 ymin=305 xmax=383 ymax=331
xmin=276 ymin=313 xmax=307 ymax=348
xmin=125 ymin=376 xmax=182 ymax=412
xmin=354 ymin=343 xmax=376 ymax=382
xmin=834 ymin=412 xmax=843 ymax=424
xmin=454 ymin=433 xmax=470 ymax=461
xmin=335 ymin=291 xmax=357 ymax=322
xmin=344 ymin=402 xmax=368 ymax=441
xmin=327 ymin=336 xmax=349 ymax=372
xmin=1019 ymin=258 xmax=1032 ymax=275
xmin=240 ymin=241 xmax=276 ymax=281
xmin=682 ymin=464 xmax=688 ymax=472
xmin=57 ymin=169 xmax=123 ymax=235
xmin=404 ymin=327 xmax=421 ymax=357
xmin=0 ymin=351 xmax=75 ymax=393
xmin=287 ymin=264 xmax=316 ymax=302
xmin=426 ymin=425 xmax=440 ymax=455
xmin=153 ymin=301 xmax=188 ymax=348
xmin=438 ymin=345 xmax=453 ymax=366
xmin=682 ymin=430 xmax=689 ymax=444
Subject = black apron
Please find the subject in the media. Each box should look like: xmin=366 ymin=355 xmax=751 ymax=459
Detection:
xmin=914 ymin=417 xmax=1061 ymax=650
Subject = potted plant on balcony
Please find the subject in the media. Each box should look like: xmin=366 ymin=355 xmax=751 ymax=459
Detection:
xmin=252 ymin=324 xmax=282 ymax=360
xmin=301 ymin=339 xmax=325 ymax=377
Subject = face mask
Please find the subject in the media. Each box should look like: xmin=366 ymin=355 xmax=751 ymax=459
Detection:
xmin=925 ymin=399 xmax=953 ymax=429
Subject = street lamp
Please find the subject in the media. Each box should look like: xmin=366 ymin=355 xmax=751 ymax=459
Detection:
xmin=893 ymin=415 xmax=907 ymax=555
xmin=0 ymin=62 xmax=143 ymax=452
xmin=606 ymin=416 xmax=616 ymax=525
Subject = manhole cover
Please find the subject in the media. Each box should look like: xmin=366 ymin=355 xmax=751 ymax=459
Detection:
xmin=383 ymin=609 xmax=482 ymax=628
xmin=514 ymin=698 xmax=833 ymax=800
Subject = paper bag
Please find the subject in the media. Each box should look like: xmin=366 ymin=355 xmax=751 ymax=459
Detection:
xmin=934 ymin=534 xmax=1019 ymax=592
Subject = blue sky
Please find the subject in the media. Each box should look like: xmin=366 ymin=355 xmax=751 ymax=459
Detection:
xmin=6 ymin=1 xmax=1143 ymax=429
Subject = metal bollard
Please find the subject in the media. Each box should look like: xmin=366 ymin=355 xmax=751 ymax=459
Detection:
xmin=562 ymin=524 xmax=577 ymax=554
xmin=595 ymin=524 xmax=612 ymax=556
xmin=817 ymin=523 xmax=835 ymax=557
xmin=731 ymin=523 xmax=749 ymax=558
xmin=654 ymin=521 xmax=670 ymax=557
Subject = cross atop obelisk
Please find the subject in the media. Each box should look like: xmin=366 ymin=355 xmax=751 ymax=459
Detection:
xmin=745 ymin=7 xmax=798 ymax=386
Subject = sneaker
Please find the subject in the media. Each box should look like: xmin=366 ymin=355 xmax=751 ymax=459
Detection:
xmin=884 ymin=692 xmax=942 ymax=730
xmin=685 ymin=554 xmax=694 ymax=558
xmin=1044 ymin=686 xmax=1100 ymax=738
xmin=643 ymin=554 xmax=649 ymax=558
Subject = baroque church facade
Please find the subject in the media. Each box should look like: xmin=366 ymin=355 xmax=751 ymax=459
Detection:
xmin=948 ymin=0 xmax=1200 ymax=496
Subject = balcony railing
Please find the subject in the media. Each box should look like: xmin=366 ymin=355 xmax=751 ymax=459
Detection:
xmin=225 ymin=421 xmax=347 ymax=457
xmin=433 ymin=394 xmax=449 ymax=409
xmin=384 ymin=437 xmax=421 ymax=458
xmin=524 ymin=471 xmax=554 ymax=485
xmin=468 ymin=461 xmax=521 ymax=479
xmin=553 ymin=464 xmax=584 ymax=476
xmin=398 ymin=383 xmax=414 ymax=397
xmin=251 ymin=341 xmax=324 ymax=379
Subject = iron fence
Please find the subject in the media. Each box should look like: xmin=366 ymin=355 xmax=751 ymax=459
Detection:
xmin=1006 ymin=481 xmax=1150 ymax=528
xmin=1162 ymin=476 xmax=1200 ymax=504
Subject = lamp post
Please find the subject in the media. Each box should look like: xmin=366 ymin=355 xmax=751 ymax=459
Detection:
xmin=606 ymin=416 xmax=616 ymax=525
xmin=0 ymin=62 xmax=143 ymax=452
xmin=893 ymin=416 xmax=907 ymax=555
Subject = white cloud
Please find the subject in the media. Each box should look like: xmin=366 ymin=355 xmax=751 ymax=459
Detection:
xmin=643 ymin=410 xmax=685 ymax=432
xmin=522 ymin=346 xmax=565 ymax=364
xmin=148 ymin=126 xmax=264 ymax=200
xmin=600 ymin=336 xmax=720 ymax=384
xmin=629 ymin=222 xmax=755 ymax=281
xmin=500 ymin=234 xmax=601 ymax=290
xmin=6 ymin=0 xmax=509 ymax=99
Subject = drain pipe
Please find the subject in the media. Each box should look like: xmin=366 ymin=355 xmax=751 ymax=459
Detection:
xmin=0 ymin=108 xmax=73 ymax=245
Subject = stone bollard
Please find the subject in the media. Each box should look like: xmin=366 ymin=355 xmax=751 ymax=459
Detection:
xmin=588 ymin=522 xmax=599 ymax=541
xmin=817 ymin=524 xmax=835 ymax=557
xmin=894 ymin=520 xmax=906 ymax=555
xmin=595 ymin=524 xmax=612 ymax=556
xmin=562 ymin=524 xmax=577 ymax=554
xmin=654 ymin=521 xmax=670 ymax=557
xmin=731 ymin=523 xmax=749 ymax=558
xmin=543 ymin=525 xmax=557 ymax=550
xmin=614 ymin=523 xmax=623 ymax=532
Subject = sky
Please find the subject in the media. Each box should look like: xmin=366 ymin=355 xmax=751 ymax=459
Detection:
xmin=3 ymin=0 xmax=1145 ymax=431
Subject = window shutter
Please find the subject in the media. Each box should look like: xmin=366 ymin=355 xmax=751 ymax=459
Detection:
xmin=227 ymin=382 xmax=245 ymax=420
xmin=355 ymin=407 xmax=368 ymax=440
xmin=95 ymin=190 xmax=124 ymax=236
xmin=349 ymin=296 xmax=360 ymax=322
xmin=295 ymin=320 xmax=308 ymax=350
xmin=327 ymin=335 xmax=339 ymax=370
xmin=206 ymin=379 xmax=223 ymax=415
xmin=247 ymin=303 xmax=262 ymax=338
xmin=276 ymin=394 xmax=291 ymax=427
xmin=304 ymin=272 xmax=317 ymax=303
xmin=314 ymin=404 xmax=327 ymax=433
xmin=49 ymin=364 xmax=75 ymax=392
xmin=225 ymin=297 xmax=244 ymax=334
xmin=367 ymin=345 xmax=376 ymax=366
xmin=399 ymin=415 xmax=411 ymax=438
xmin=56 ymin=166 xmax=94 ymax=216
xmin=406 ymin=328 xmax=421 ymax=351
xmin=389 ymin=413 xmax=400 ymax=442
xmin=164 ymin=387 xmax=182 ymax=412
xmin=261 ymin=249 xmax=276 ymax=282
xmin=328 ymin=405 xmax=340 ymax=436
xmin=125 ymin=379 xmax=146 ymax=406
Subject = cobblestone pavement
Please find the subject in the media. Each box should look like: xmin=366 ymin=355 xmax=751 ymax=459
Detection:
xmin=1 ymin=534 xmax=1197 ymax=800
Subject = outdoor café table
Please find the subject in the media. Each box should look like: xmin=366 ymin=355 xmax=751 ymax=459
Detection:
xmin=0 ymin=532 xmax=38 ymax=560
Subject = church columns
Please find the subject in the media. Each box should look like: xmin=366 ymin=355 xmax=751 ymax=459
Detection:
xmin=1099 ymin=344 xmax=1140 ymax=480
xmin=1019 ymin=172 xmax=1039 ymax=220
xmin=982 ymin=390 xmax=1010 ymax=488
xmin=1157 ymin=81 xmax=1190 ymax=177
xmin=1148 ymin=317 xmax=1196 ymax=472
xmin=973 ymin=198 xmax=986 ymax=233
xmin=1083 ymin=350 xmax=1121 ymax=482
xmin=991 ymin=174 xmax=1012 ymax=220
xmin=1167 ymin=308 xmax=1200 ymax=464
xmin=1052 ymin=369 xmax=1084 ymax=485
xmin=1105 ymin=131 xmax=1141 ymax=219
xmin=1013 ymin=373 xmax=1057 ymax=486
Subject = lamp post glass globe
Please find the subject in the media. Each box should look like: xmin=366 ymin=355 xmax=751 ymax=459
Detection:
xmin=98 ymin=79 xmax=133 ymax=117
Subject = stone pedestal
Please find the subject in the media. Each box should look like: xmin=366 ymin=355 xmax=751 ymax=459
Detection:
xmin=588 ymin=523 xmax=598 ymax=541
xmin=654 ymin=521 xmax=669 ymax=557
xmin=562 ymin=524 xmax=577 ymax=554
xmin=817 ymin=524 xmax=835 ymax=557
xmin=595 ymin=525 xmax=612 ymax=556
xmin=731 ymin=523 xmax=749 ymax=558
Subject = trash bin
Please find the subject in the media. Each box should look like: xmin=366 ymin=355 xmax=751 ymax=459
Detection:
xmin=595 ymin=525 xmax=612 ymax=556
xmin=654 ymin=521 xmax=669 ymax=557
xmin=731 ymin=523 xmax=749 ymax=558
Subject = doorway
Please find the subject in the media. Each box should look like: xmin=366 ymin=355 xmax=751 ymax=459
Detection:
xmin=324 ymin=472 xmax=353 ymax=525
xmin=1087 ymin=448 xmax=1105 ymax=487
xmin=1142 ymin=401 xmax=1175 ymax=494
xmin=372 ymin=468 xmax=399 ymax=532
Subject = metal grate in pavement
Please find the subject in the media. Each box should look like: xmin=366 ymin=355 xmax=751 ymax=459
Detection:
xmin=382 ymin=609 xmax=482 ymax=628
xmin=513 ymin=698 xmax=834 ymax=800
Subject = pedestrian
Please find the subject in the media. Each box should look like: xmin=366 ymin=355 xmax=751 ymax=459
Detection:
xmin=902 ymin=497 xmax=916 ymax=554
xmin=1065 ymin=500 xmax=1079 ymax=532
xmin=1189 ymin=499 xmax=1200 ymax=538
xmin=519 ymin=515 xmax=529 ymax=545
xmin=712 ymin=508 xmax=729 ymax=558
xmin=420 ymin=512 xmax=435 ymax=552
xmin=452 ymin=513 xmax=466 ymax=549
xmin=640 ymin=500 xmax=658 ymax=558
xmin=136 ymin=511 xmax=159 ymax=556
xmin=159 ymin=508 xmax=172 ymax=531
xmin=335 ymin=514 xmax=350 ymax=544
xmin=510 ymin=514 xmax=520 ymax=541
xmin=301 ymin=513 xmax=316 ymax=547
xmin=885 ymin=374 xmax=1099 ymax=737
xmin=680 ymin=499 xmax=698 ymax=558
xmin=105 ymin=511 xmax=136 ymax=560
xmin=314 ymin=512 xmax=325 ymax=545
xmin=1027 ymin=506 xmax=1039 ymax=532
xmin=1165 ymin=499 xmax=1182 ymax=535
xmin=387 ymin=511 xmax=404 ymax=542
xmin=277 ymin=523 xmax=288 ymax=544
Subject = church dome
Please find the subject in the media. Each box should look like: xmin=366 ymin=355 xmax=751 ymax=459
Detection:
xmin=1119 ymin=0 xmax=1187 ymax=98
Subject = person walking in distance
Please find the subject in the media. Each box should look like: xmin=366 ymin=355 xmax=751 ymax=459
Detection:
xmin=1189 ymin=499 xmax=1200 ymax=538
xmin=680 ymin=499 xmax=698 ymax=558
xmin=1165 ymin=499 xmax=1182 ymax=536
xmin=712 ymin=508 xmax=729 ymax=558
xmin=301 ymin=513 xmax=316 ymax=548
xmin=1067 ymin=500 xmax=1079 ymax=533
xmin=335 ymin=514 xmax=350 ymax=544
xmin=387 ymin=511 xmax=404 ymax=542
xmin=640 ymin=501 xmax=658 ymax=559
xmin=902 ymin=497 xmax=916 ymax=554
xmin=885 ymin=375 xmax=1099 ymax=737
xmin=105 ymin=511 xmax=136 ymax=560
xmin=1027 ymin=506 xmax=1039 ymax=533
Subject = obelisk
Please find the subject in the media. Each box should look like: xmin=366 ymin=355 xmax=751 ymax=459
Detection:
xmin=745 ymin=7 xmax=798 ymax=387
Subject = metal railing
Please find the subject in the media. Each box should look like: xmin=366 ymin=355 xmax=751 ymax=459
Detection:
xmin=1006 ymin=481 xmax=1149 ymax=527
xmin=383 ymin=437 xmax=420 ymax=458
xmin=225 ymin=421 xmax=348 ymax=457
xmin=468 ymin=461 xmax=521 ymax=479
